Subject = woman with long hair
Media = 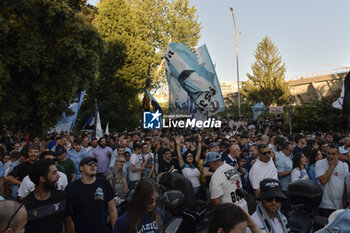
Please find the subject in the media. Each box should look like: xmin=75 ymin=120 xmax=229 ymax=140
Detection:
xmin=113 ymin=178 xmax=162 ymax=233
xmin=176 ymin=136 xmax=202 ymax=195
xmin=307 ymin=149 xmax=323 ymax=183
xmin=207 ymin=203 xmax=261 ymax=233
xmin=291 ymin=152 xmax=309 ymax=182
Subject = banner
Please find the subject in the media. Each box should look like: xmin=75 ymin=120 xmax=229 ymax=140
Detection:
xmin=166 ymin=71 xmax=188 ymax=115
xmin=269 ymin=106 xmax=284 ymax=115
xmin=145 ymin=89 xmax=163 ymax=114
xmin=54 ymin=90 xmax=86 ymax=133
xmin=195 ymin=44 xmax=226 ymax=114
xmin=95 ymin=100 xmax=103 ymax=139
xmin=165 ymin=43 xmax=224 ymax=116
xmin=251 ymin=102 xmax=266 ymax=120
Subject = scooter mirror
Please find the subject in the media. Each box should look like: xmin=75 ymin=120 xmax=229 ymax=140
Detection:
xmin=164 ymin=217 xmax=183 ymax=233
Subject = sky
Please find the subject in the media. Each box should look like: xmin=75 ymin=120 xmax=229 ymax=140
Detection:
xmin=88 ymin=0 xmax=350 ymax=82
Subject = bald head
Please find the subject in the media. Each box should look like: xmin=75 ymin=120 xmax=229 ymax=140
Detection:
xmin=229 ymin=145 xmax=241 ymax=158
xmin=0 ymin=200 xmax=27 ymax=233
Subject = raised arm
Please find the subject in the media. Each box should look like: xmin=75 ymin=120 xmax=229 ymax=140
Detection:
xmin=176 ymin=136 xmax=185 ymax=168
xmin=195 ymin=136 xmax=201 ymax=163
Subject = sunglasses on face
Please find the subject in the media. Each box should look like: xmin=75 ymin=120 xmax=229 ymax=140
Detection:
xmin=265 ymin=197 xmax=283 ymax=203
xmin=262 ymin=151 xmax=272 ymax=155
xmin=229 ymin=141 xmax=236 ymax=143
xmin=87 ymin=161 xmax=98 ymax=166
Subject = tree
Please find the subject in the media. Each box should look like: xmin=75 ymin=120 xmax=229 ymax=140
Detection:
xmin=242 ymin=36 xmax=290 ymax=106
xmin=0 ymin=0 xmax=103 ymax=135
xmin=78 ymin=0 xmax=201 ymax=131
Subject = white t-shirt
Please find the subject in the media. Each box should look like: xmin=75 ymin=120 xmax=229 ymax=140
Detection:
xmin=315 ymin=158 xmax=349 ymax=209
xmin=245 ymin=211 xmax=286 ymax=233
xmin=210 ymin=163 xmax=248 ymax=212
xmin=291 ymin=167 xmax=309 ymax=182
xmin=17 ymin=171 xmax=68 ymax=198
xmin=129 ymin=153 xmax=143 ymax=182
xmin=249 ymin=158 xmax=278 ymax=190
xmin=181 ymin=164 xmax=201 ymax=188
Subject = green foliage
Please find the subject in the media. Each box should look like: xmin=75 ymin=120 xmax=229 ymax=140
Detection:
xmin=0 ymin=0 xmax=103 ymax=136
xmin=242 ymin=36 xmax=290 ymax=106
xmin=76 ymin=0 xmax=201 ymax=131
xmin=219 ymin=102 xmax=254 ymax=119
xmin=291 ymin=93 xmax=346 ymax=132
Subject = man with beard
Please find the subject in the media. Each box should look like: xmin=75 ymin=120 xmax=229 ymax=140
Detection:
xmin=92 ymin=137 xmax=113 ymax=176
xmin=6 ymin=145 xmax=40 ymax=187
xmin=66 ymin=157 xmax=117 ymax=233
xmin=23 ymin=159 xmax=74 ymax=233
xmin=246 ymin=179 xmax=290 ymax=233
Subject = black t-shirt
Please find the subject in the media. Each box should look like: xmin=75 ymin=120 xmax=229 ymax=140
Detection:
xmin=66 ymin=177 xmax=115 ymax=233
xmin=9 ymin=161 xmax=33 ymax=181
xmin=158 ymin=158 xmax=175 ymax=174
xmin=24 ymin=190 xmax=72 ymax=233
xmin=170 ymin=150 xmax=181 ymax=172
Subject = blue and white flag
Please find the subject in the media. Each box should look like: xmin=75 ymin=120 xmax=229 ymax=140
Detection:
xmin=54 ymin=90 xmax=86 ymax=133
xmin=166 ymin=72 xmax=188 ymax=115
xmin=165 ymin=43 xmax=223 ymax=116
xmin=95 ymin=100 xmax=103 ymax=139
xmin=145 ymin=89 xmax=163 ymax=114
xmin=252 ymin=102 xmax=266 ymax=120
xmin=85 ymin=114 xmax=95 ymax=127
xmin=195 ymin=45 xmax=226 ymax=115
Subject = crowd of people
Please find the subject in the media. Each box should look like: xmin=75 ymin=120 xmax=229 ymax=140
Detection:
xmin=0 ymin=116 xmax=350 ymax=233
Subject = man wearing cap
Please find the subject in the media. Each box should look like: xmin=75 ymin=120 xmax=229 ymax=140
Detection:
xmin=56 ymin=145 xmax=76 ymax=183
xmin=316 ymin=143 xmax=349 ymax=217
xmin=246 ymin=178 xmax=290 ymax=233
xmin=66 ymin=157 xmax=117 ymax=233
xmin=205 ymin=151 xmax=248 ymax=212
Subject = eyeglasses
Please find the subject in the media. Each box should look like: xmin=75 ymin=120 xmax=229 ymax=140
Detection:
xmin=265 ymin=197 xmax=283 ymax=203
xmin=87 ymin=161 xmax=98 ymax=166
xmin=116 ymin=160 xmax=126 ymax=163
xmin=229 ymin=141 xmax=236 ymax=143
xmin=262 ymin=151 xmax=272 ymax=155
xmin=6 ymin=202 xmax=25 ymax=230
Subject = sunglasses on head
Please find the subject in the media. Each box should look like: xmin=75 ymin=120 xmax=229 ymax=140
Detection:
xmin=265 ymin=197 xmax=283 ymax=202
xmin=262 ymin=151 xmax=272 ymax=155
xmin=87 ymin=161 xmax=98 ymax=166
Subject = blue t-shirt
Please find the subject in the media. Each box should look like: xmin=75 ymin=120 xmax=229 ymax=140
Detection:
xmin=0 ymin=161 xmax=4 ymax=177
xmin=114 ymin=208 xmax=163 ymax=233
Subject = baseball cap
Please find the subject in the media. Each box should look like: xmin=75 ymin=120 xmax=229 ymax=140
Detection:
xmin=203 ymin=152 xmax=221 ymax=164
xmin=208 ymin=142 xmax=218 ymax=149
xmin=55 ymin=145 xmax=66 ymax=155
xmin=79 ymin=157 xmax=98 ymax=167
xmin=257 ymin=178 xmax=287 ymax=200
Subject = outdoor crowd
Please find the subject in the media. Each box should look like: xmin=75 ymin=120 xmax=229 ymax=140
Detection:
xmin=0 ymin=116 xmax=350 ymax=233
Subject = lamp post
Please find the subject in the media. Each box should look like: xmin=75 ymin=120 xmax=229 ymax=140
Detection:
xmin=229 ymin=7 xmax=241 ymax=118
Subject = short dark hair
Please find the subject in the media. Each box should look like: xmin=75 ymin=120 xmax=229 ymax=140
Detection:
xmin=294 ymin=133 xmax=305 ymax=143
xmin=207 ymin=203 xmax=246 ymax=233
xmin=133 ymin=144 xmax=142 ymax=150
xmin=29 ymin=159 xmax=56 ymax=185
xmin=258 ymin=144 xmax=268 ymax=153
xmin=28 ymin=144 xmax=40 ymax=151
xmin=39 ymin=151 xmax=56 ymax=160
xmin=73 ymin=138 xmax=82 ymax=145
xmin=97 ymin=137 xmax=106 ymax=145
xmin=282 ymin=142 xmax=293 ymax=150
